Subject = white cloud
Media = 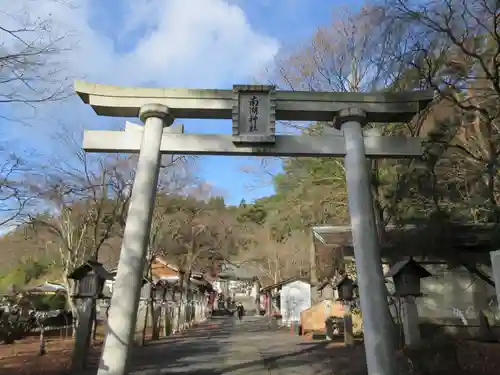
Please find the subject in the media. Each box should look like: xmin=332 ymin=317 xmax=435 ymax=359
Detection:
xmin=1 ymin=0 xmax=279 ymax=88
xmin=129 ymin=0 xmax=279 ymax=87
xmin=0 ymin=0 xmax=283 ymax=223
xmin=0 ymin=0 xmax=280 ymax=150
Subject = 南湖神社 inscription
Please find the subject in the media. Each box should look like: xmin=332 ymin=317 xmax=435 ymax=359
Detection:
xmin=232 ymin=85 xmax=276 ymax=144
xmin=248 ymin=95 xmax=259 ymax=132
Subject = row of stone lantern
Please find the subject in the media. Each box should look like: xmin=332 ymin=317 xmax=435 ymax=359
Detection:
xmin=66 ymin=255 xmax=213 ymax=374
xmin=68 ymin=260 xmax=213 ymax=302
xmin=69 ymin=256 xmax=431 ymax=302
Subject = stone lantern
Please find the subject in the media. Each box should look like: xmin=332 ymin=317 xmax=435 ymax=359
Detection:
xmin=68 ymin=260 xmax=113 ymax=371
xmin=385 ymin=258 xmax=432 ymax=347
xmin=385 ymin=258 xmax=432 ymax=297
xmin=152 ymin=284 xmax=162 ymax=300
xmin=172 ymin=287 xmax=182 ymax=303
xmin=68 ymin=260 xmax=113 ymax=298
xmin=334 ymin=275 xmax=358 ymax=347
xmin=335 ymin=276 xmax=357 ymax=302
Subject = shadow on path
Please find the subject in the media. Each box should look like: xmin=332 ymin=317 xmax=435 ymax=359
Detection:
xmin=128 ymin=317 xmax=231 ymax=374
xmin=86 ymin=316 xmax=367 ymax=375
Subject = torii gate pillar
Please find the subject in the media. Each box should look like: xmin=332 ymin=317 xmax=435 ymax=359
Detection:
xmin=97 ymin=104 xmax=174 ymax=375
xmin=336 ymin=108 xmax=397 ymax=375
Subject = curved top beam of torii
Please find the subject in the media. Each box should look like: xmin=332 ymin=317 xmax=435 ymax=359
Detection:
xmin=74 ymin=80 xmax=434 ymax=122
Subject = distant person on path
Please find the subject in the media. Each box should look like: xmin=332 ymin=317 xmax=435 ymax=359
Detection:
xmin=236 ymin=302 xmax=244 ymax=320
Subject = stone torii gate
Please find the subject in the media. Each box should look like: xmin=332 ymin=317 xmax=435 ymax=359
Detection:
xmin=75 ymin=81 xmax=433 ymax=375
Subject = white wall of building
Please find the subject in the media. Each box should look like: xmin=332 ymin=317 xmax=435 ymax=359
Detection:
xmin=280 ymin=280 xmax=311 ymax=326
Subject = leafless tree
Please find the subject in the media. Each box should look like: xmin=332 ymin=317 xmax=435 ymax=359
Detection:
xmin=161 ymin=202 xmax=236 ymax=282
xmin=0 ymin=145 xmax=38 ymax=228
xmin=236 ymin=224 xmax=310 ymax=284
xmin=272 ymin=5 xmax=405 ymax=106
xmin=29 ymin=151 xmax=134 ymax=316
xmin=0 ymin=0 xmax=74 ymax=124
xmin=0 ymin=1 xmax=74 ymax=226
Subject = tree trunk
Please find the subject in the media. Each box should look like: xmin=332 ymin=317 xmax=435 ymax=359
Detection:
xmin=62 ymin=275 xmax=78 ymax=339
xmin=176 ymin=293 xmax=182 ymax=333
xmin=254 ymin=279 xmax=261 ymax=315
xmin=71 ymin=306 xmax=78 ymax=338
xmin=162 ymin=305 xmax=169 ymax=337
xmin=309 ymin=234 xmax=319 ymax=305
xmin=37 ymin=318 xmax=46 ymax=356
xmin=91 ymin=301 xmax=98 ymax=341
xmin=461 ymin=262 xmax=495 ymax=287
xmin=177 ymin=270 xmax=185 ymax=333
xmin=150 ymin=296 xmax=160 ymax=340
xmin=141 ymin=296 xmax=149 ymax=346
xmin=141 ymin=255 xmax=155 ymax=343
xmin=184 ymin=272 xmax=191 ymax=327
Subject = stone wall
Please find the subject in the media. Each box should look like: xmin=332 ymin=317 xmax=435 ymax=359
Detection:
xmin=417 ymin=265 xmax=497 ymax=326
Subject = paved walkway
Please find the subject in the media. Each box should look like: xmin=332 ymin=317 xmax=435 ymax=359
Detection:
xmin=120 ymin=316 xmax=342 ymax=375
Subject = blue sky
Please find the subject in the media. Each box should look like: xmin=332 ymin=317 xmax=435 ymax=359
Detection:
xmin=1 ymin=0 xmax=365 ymax=206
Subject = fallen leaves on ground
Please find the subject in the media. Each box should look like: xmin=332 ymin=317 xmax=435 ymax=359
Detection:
xmin=305 ymin=337 xmax=500 ymax=375
xmin=401 ymin=339 xmax=500 ymax=375
xmin=0 ymin=326 xmax=169 ymax=375
xmin=0 ymin=335 xmax=102 ymax=375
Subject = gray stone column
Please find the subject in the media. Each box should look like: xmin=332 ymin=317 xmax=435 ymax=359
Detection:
xmin=71 ymin=298 xmax=94 ymax=372
xmin=97 ymin=104 xmax=174 ymax=375
xmin=343 ymin=304 xmax=355 ymax=347
xmin=401 ymin=296 xmax=421 ymax=347
xmin=335 ymin=108 xmax=397 ymax=375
